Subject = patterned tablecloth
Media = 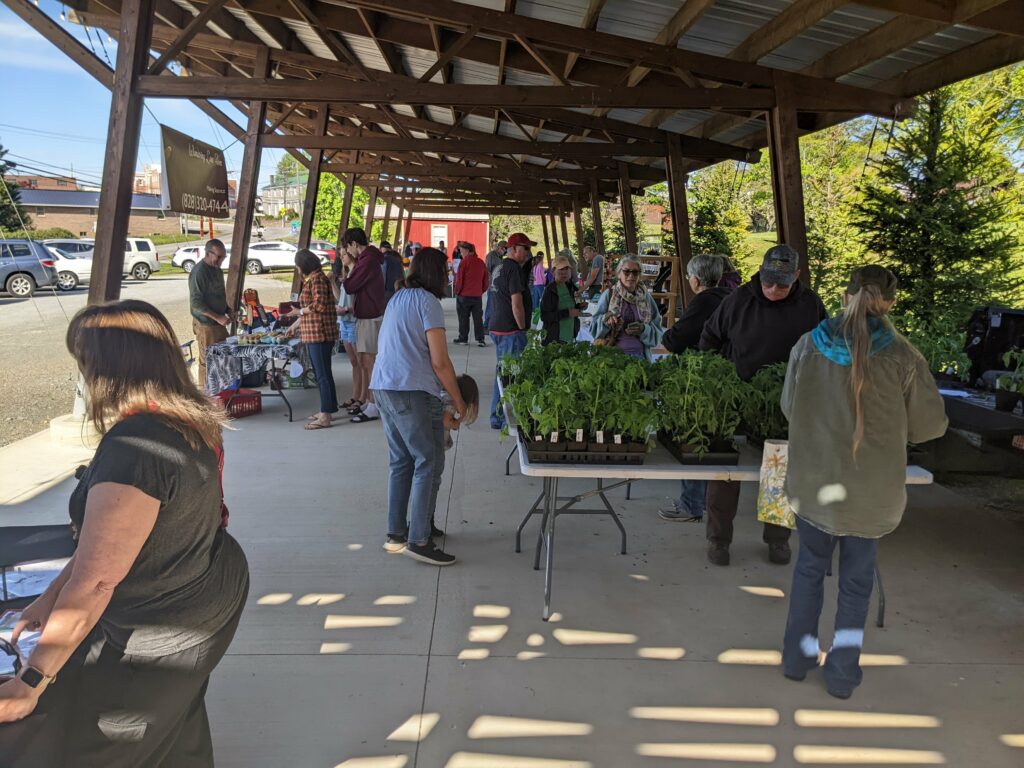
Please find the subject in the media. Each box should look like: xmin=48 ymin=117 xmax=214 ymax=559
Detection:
xmin=204 ymin=338 xmax=306 ymax=395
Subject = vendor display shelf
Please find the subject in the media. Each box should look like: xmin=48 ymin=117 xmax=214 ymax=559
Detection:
xmin=518 ymin=433 xmax=646 ymax=465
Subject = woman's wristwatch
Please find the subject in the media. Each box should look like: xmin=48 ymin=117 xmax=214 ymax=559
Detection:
xmin=19 ymin=665 xmax=56 ymax=692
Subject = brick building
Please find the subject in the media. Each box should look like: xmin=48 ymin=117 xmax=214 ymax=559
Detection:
xmin=17 ymin=189 xmax=183 ymax=237
xmin=133 ymin=163 xmax=162 ymax=195
xmin=6 ymin=174 xmax=78 ymax=191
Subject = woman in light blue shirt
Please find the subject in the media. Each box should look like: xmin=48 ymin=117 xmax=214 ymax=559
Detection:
xmin=370 ymin=248 xmax=467 ymax=567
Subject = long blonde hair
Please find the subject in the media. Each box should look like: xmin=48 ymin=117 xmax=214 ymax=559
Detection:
xmin=839 ymin=285 xmax=895 ymax=457
xmin=66 ymin=300 xmax=226 ymax=451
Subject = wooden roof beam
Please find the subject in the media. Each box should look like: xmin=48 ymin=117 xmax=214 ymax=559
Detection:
xmin=262 ymin=135 xmax=668 ymax=156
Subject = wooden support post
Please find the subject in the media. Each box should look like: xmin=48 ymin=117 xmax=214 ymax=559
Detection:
xmin=666 ymin=132 xmax=694 ymax=318
xmin=403 ymin=207 xmax=414 ymax=245
xmin=572 ymin=198 xmax=584 ymax=257
xmin=768 ymin=73 xmax=809 ymax=280
xmin=541 ymin=214 xmax=551 ymax=258
xmin=337 ymin=173 xmax=356 ymax=243
xmin=548 ymin=214 xmax=559 ymax=262
xmin=589 ymin=178 xmax=605 ymax=255
xmin=292 ymin=104 xmax=328 ymax=295
xmin=226 ymin=47 xmax=270 ymax=314
xmin=365 ymin=187 xmax=379 ymax=239
xmin=618 ymin=162 xmax=638 ymax=255
xmin=88 ymin=0 xmax=154 ymax=305
xmin=381 ymin=198 xmax=392 ymax=244
xmin=559 ymin=208 xmax=570 ymax=255
xmin=393 ymin=203 xmax=406 ymax=248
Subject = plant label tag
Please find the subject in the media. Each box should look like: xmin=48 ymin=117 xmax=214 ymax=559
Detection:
xmin=576 ymin=429 xmax=584 ymax=442
xmin=614 ymin=434 xmax=622 ymax=445
xmin=534 ymin=435 xmax=542 ymax=442
xmin=550 ymin=431 xmax=558 ymax=443
xmin=596 ymin=431 xmax=604 ymax=443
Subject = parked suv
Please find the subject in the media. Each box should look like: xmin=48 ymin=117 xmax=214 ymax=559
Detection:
xmin=172 ymin=245 xmax=202 ymax=273
xmin=42 ymin=238 xmax=95 ymax=258
xmin=0 ymin=239 xmax=59 ymax=298
xmin=123 ymin=238 xmax=160 ymax=280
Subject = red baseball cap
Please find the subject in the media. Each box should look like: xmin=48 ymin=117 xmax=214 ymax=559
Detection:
xmin=507 ymin=232 xmax=537 ymax=249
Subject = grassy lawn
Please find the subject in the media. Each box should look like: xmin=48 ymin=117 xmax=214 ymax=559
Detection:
xmin=738 ymin=230 xmax=776 ymax=275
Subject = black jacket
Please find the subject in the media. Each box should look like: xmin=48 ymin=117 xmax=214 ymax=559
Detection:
xmin=540 ymin=281 xmax=581 ymax=345
xmin=662 ymin=286 xmax=731 ymax=354
xmin=699 ymin=273 xmax=828 ymax=381
xmin=382 ymin=250 xmax=404 ymax=301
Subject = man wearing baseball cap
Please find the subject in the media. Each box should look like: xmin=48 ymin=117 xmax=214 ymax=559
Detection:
xmin=489 ymin=232 xmax=536 ymax=429
xmin=698 ymin=244 xmax=828 ymax=567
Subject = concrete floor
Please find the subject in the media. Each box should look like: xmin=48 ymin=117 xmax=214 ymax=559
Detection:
xmin=2 ymin=300 xmax=1023 ymax=767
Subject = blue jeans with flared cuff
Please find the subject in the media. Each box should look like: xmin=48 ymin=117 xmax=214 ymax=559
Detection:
xmin=783 ymin=516 xmax=879 ymax=694
xmin=376 ymin=389 xmax=445 ymax=547
xmin=675 ymin=479 xmax=707 ymax=517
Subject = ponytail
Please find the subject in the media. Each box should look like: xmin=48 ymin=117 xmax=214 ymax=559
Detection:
xmin=839 ymin=284 xmax=893 ymax=458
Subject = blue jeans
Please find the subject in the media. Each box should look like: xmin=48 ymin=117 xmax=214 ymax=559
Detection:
xmin=675 ymin=479 xmax=707 ymax=517
xmin=531 ymin=284 xmax=544 ymax=311
xmin=483 ymin=292 xmax=494 ymax=330
xmin=490 ymin=331 xmax=527 ymax=428
xmin=307 ymin=341 xmax=338 ymax=414
xmin=783 ymin=516 xmax=879 ymax=695
xmin=375 ymin=390 xmax=445 ymax=546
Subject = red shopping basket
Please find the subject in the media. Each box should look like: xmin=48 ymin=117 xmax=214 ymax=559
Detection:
xmin=216 ymin=388 xmax=262 ymax=418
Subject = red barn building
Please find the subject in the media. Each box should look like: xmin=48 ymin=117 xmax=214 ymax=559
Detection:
xmin=375 ymin=207 xmax=489 ymax=260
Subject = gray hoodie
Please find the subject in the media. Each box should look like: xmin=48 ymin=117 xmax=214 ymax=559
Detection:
xmin=782 ymin=316 xmax=948 ymax=538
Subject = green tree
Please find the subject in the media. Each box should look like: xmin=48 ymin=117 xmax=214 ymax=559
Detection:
xmin=803 ymin=122 xmax=871 ymax=308
xmin=0 ymin=145 xmax=30 ymax=232
xmin=275 ymin=153 xmax=304 ymax=182
xmin=605 ymin=196 xmax=646 ymax=254
xmin=854 ymin=87 xmax=1023 ymax=325
xmin=311 ymin=175 xmax=368 ymax=242
xmin=689 ymin=162 xmax=747 ymax=259
xmin=489 ymin=214 xmax=544 ymax=249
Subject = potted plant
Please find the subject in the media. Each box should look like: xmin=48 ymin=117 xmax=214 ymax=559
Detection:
xmin=995 ymin=349 xmax=1024 ymax=412
xmin=742 ymin=363 xmax=788 ymax=447
xmin=656 ymin=351 xmax=744 ymax=464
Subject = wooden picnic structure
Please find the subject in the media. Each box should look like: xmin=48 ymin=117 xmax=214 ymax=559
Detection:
xmin=5 ymin=0 xmax=1023 ymax=324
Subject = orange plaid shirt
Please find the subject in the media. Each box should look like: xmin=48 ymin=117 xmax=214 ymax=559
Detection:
xmin=299 ymin=270 xmax=339 ymax=343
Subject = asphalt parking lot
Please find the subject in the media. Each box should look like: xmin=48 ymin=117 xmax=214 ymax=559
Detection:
xmin=0 ymin=272 xmax=291 ymax=447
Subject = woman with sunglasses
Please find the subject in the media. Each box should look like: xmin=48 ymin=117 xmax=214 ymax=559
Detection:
xmin=540 ymin=255 xmax=586 ymax=345
xmin=591 ymin=256 xmax=664 ymax=360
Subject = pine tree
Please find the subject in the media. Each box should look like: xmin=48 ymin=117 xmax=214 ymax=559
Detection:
xmin=854 ymin=88 xmax=1023 ymax=325
xmin=0 ymin=144 xmax=31 ymax=232
xmin=688 ymin=162 xmax=747 ymax=259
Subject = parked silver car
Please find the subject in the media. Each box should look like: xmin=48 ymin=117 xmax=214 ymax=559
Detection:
xmin=0 ymin=240 xmax=59 ymax=298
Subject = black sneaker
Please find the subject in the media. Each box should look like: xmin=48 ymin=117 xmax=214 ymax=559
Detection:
xmin=430 ymin=523 xmax=445 ymax=538
xmin=477 ymin=340 xmax=486 ymax=347
xmin=383 ymin=534 xmax=407 ymax=554
xmin=768 ymin=542 xmax=792 ymax=565
xmin=453 ymin=338 xmax=467 ymax=344
xmin=707 ymin=542 xmax=730 ymax=566
xmin=404 ymin=541 xmax=456 ymax=566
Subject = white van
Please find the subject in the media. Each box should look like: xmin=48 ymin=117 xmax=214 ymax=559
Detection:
xmin=123 ymin=238 xmax=161 ymax=280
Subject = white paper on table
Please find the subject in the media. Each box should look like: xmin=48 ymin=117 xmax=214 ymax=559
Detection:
xmin=2 ymin=559 xmax=68 ymax=599
xmin=288 ymin=360 xmax=304 ymax=377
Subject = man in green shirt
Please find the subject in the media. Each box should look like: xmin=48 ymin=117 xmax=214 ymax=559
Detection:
xmin=188 ymin=239 xmax=234 ymax=392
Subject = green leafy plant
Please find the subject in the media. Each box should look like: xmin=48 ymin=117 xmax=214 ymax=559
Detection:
xmin=743 ymin=363 xmax=788 ymax=442
xmin=655 ymin=351 xmax=745 ymax=455
xmin=897 ymin=316 xmax=972 ymax=381
xmin=998 ymin=349 xmax=1024 ymax=394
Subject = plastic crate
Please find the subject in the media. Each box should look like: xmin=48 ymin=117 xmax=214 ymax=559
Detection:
xmin=217 ymin=388 xmax=262 ymax=418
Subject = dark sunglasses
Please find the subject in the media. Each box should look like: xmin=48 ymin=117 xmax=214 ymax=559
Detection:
xmin=621 ymin=269 xmax=641 ymax=276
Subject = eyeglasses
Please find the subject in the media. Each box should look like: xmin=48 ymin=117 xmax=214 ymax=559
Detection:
xmin=621 ymin=269 xmax=641 ymax=276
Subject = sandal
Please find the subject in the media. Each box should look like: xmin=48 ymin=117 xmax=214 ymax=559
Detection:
xmin=350 ymin=412 xmax=379 ymax=424
xmin=305 ymin=419 xmax=333 ymax=430
xmin=340 ymin=398 xmax=359 ymax=409
xmin=346 ymin=400 xmax=364 ymax=415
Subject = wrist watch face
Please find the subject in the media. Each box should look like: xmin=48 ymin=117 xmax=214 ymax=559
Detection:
xmin=20 ymin=666 xmax=45 ymax=688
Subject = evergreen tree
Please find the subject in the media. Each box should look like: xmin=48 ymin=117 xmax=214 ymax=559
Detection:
xmin=854 ymin=88 xmax=1023 ymax=325
xmin=0 ymin=145 xmax=30 ymax=232
xmin=688 ymin=162 xmax=747 ymax=259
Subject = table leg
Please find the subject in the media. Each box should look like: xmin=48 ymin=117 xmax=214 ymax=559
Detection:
xmin=515 ymin=491 xmax=545 ymax=553
xmin=542 ymin=476 xmax=558 ymax=621
xmin=597 ymin=489 xmax=628 ymax=555
xmin=533 ymin=500 xmax=550 ymax=572
xmin=270 ymin=358 xmax=294 ymax=422
xmin=875 ymin=562 xmax=886 ymax=628
xmin=625 ymin=482 xmax=632 ymax=500
xmin=505 ymin=444 xmax=517 ymax=476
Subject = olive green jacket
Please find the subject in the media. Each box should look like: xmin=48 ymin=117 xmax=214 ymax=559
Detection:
xmin=781 ymin=319 xmax=948 ymax=538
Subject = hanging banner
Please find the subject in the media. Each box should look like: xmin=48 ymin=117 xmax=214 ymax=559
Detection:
xmin=160 ymin=125 xmax=230 ymax=218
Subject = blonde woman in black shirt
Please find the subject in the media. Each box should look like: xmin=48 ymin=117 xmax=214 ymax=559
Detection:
xmin=0 ymin=300 xmax=249 ymax=767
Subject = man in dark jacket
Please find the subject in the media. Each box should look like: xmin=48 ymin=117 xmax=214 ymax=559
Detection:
xmin=379 ymin=241 xmax=405 ymax=304
xmin=489 ymin=233 xmax=535 ymax=429
xmin=453 ymin=242 xmax=489 ymax=347
xmin=699 ymin=244 xmax=828 ymax=567
xmin=342 ymin=227 xmax=386 ymax=423
xmin=659 ymin=254 xmax=732 ymax=523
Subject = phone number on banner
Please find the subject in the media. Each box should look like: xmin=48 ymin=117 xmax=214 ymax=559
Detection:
xmin=179 ymin=194 xmax=229 ymax=215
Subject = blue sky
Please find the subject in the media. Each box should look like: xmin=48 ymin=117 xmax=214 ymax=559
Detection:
xmin=0 ymin=1 xmax=285 ymax=191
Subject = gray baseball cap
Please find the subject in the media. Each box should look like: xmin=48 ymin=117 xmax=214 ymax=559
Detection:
xmin=760 ymin=244 xmax=800 ymax=286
